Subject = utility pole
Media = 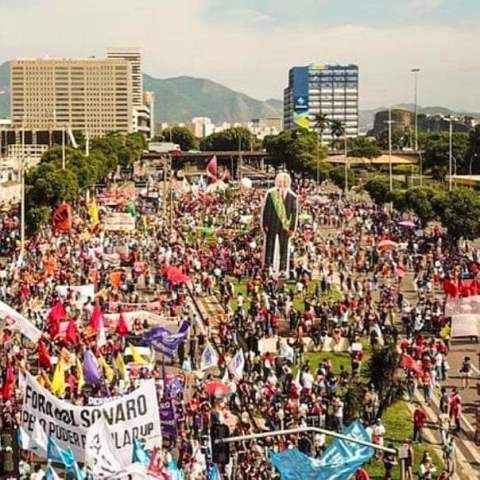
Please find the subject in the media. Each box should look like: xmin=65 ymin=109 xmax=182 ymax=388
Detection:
xmin=238 ymin=136 xmax=242 ymax=181
xmin=411 ymin=68 xmax=420 ymax=151
xmin=62 ymin=126 xmax=66 ymax=169
xmin=169 ymin=154 xmax=173 ymax=231
xmin=385 ymin=107 xmax=395 ymax=192
xmin=448 ymin=117 xmax=453 ymax=191
xmin=20 ymin=125 xmax=25 ymax=262
xmin=85 ymin=130 xmax=90 ymax=157
xmin=343 ymin=127 xmax=348 ymax=195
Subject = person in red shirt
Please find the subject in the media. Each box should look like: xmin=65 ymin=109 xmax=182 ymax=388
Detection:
xmin=413 ymin=405 xmax=427 ymax=443
xmin=355 ymin=466 xmax=370 ymax=480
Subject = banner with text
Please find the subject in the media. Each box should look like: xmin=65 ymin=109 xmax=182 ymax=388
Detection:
xmin=21 ymin=374 xmax=162 ymax=461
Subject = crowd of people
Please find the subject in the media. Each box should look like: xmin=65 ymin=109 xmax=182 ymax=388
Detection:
xmin=0 ymin=170 xmax=478 ymax=479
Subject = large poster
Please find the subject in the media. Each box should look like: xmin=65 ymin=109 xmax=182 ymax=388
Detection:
xmin=261 ymin=172 xmax=298 ymax=275
xmin=21 ymin=374 xmax=162 ymax=461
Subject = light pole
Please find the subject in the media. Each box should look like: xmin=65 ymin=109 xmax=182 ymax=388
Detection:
xmin=20 ymin=124 xmax=25 ymax=262
xmin=448 ymin=117 xmax=453 ymax=191
xmin=343 ymin=127 xmax=348 ymax=195
xmin=411 ymin=68 xmax=420 ymax=151
xmin=62 ymin=126 xmax=66 ymax=170
xmin=385 ymin=107 xmax=395 ymax=191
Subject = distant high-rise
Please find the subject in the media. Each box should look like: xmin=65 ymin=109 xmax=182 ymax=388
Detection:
xmin=107 ymin=48 xmax=143 ymax=108
xmin=283 ymin=63 xmax=359 ymax=140
xmin=10 ymin=58 xmax=133 ymax=136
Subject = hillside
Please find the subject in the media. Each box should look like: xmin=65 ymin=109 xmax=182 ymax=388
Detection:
xmin=0 ymin=61 xmax=10 ymax=118
xmin=144 ymin=74 xmax=282 ymax=123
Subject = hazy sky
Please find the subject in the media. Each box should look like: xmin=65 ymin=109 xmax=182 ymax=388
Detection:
xmin=1 ymin=0 xmax=479 ymax=110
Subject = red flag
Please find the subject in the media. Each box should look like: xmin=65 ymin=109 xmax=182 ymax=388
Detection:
xmin=48 ymin=301 xmax=66 ymax=323
xmin=65 ymin=320 xmax=79 ymax=345
xmin=2 ymin=363 xmax=15 ymax=401
xmin=53 ymin=203 xmax=73 ymax=232
xmin=89 ymin=304 xmax=103 ymax=333
xmin=147 ymin=447 xmax=170 ymax=479
xmin=115 ymin=312 xmax=129 ymax=337
xmin=206 ymin=155 xmax=218 ymax=181
xmin=37 ymin=340 xmax=52 ymax=370
xmin=400 ymin=354 xmax=423 ymax=374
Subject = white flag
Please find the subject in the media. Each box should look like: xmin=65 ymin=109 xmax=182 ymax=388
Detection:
xmin=85 ymin=417 xmax=126 ymax=479
xmin=46 ymin=465 xmax=62 ymax=480
xmin=96 ymin=315 xmax=107 ymax=348
xmin=200 ymin=343 xmax=218 ymax=371
xmin=0 ymin=300 xmax=42 ymax=342
xmin=31 ymin=418 xmax=48 ymax=454
xmin=228 ymin=350 xmax=245 ymax=379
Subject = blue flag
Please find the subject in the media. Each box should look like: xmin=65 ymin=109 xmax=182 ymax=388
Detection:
xmin=208 ymin=464 xmax=221 ymax=480
xmin=132 ymin=437 xmax=150 ymax=465
xmin=167 ymin=458 xmax=185 ymax=480
xmin=143 ymin=320 xmax=190 ymax=357
xmin=270 ymin=421 xmax=374 ymax=480
xmin=47 ymin=437 xmax=75 ymax=470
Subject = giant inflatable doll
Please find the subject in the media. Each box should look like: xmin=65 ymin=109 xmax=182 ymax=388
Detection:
xmin=261 ymin=172 xmax=298 ymax=274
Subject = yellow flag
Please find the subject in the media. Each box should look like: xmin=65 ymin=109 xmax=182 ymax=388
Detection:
xmin=114 ymin=353 xmax=128 ymax=380
xmin=99 ymin=355 xmax=114 ymax=383
xmin=51 ymin=360 xmax=66 ymax=397
xmin=89 ymin=197 xmax=99 ymax=226
xmin=76 ymin=357 xmax=85 ymax=391
xmin=129 ymin=344 xmax=148 ymax=365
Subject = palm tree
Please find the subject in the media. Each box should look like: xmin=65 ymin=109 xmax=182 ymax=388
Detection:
xmin=330 ymin=119 xmax=345 ymax=151
xmin=313 ymin=113 xmax=329 ymax=145
xmin=313 ymin=114 xmax=329 ymax=184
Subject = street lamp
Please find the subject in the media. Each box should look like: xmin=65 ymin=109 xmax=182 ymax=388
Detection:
xmin=343 ymin=127 xmax=348 ymax=195
xmin=385 ymin=107 xmax=395 ymax=192
xmin=447 ymin=116 xmax=453 ymax=191
xmin=411 ymin=68 xmax=420 ymax=151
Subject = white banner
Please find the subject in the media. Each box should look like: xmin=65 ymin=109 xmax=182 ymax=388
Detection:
xmin=55 ymin=284 xmax=95 ymax=306
xmin=451 ymin=314 xmax=480 ymax=338
xmin=21 ymin=374 xmax=162 ymax=461
xmin=85 ymin=417 xmax=126 ymax=478
xmin=103 ymin=213 xmax=136 ymax=232
xmin=0 ymin=300 xmax=42 ymax=342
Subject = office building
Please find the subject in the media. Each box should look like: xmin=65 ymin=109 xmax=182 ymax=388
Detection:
xmin=107 ymin=48 xmax=143 ymax=108
xmin=284 ymin=63 xmax=359 ymax=141
xmin=10 ymin=57 xmax=133 ymax=136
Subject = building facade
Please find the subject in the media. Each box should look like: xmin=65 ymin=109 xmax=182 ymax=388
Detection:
xmin=10 ymin=58 xmax=133 ymax=136
xmin=107 ymin=48 xmax=143 ymax=108
xmin=283 ymin=63 xmax=359 ymax=141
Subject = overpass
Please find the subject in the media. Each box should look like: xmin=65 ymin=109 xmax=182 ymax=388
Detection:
xmin=142 ymin=150 xmax=419 ymax=178
xmin=142 ymin=150 xmax=271 ymax=179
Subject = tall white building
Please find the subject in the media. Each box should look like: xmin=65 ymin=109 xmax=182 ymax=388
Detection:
xmin=107 ymin=48 xmax=143 ymax=108
xmin=284 ymin=63 xmax=359 ymax=141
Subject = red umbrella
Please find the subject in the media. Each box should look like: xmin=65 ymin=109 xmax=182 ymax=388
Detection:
xmin=203 ymin=380 xmax=230 ymax=396
xmin=378 ymin=239 xmax=398 ymax=249
xmin=166 ymin=267 xmax=191 ymax=285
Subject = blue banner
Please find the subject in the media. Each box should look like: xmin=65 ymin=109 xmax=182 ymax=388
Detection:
xmin=270 ymin=421 xmax=374 ymax=480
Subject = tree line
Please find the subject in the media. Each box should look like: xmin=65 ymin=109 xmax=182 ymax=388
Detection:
xmin=25 ymin=132 xmax=146 ymax=232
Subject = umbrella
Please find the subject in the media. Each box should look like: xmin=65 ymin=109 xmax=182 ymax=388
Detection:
xmin=378 ymin=239 xmax=398 ymax=249
xmin=166 ymin=267 xmax=191 ymax=285
xmin=398 ymin=220 xmax=416 ymax=228
xmin=203 ymin=380 xmax=230 ymax=396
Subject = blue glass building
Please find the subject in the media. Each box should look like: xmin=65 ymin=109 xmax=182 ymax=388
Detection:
xmin=283 ymin=63 xmax=359 ymax=140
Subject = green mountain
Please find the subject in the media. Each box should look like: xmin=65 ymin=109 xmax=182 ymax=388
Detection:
xmin=0 ymin=61 xmax=10 ymax=118
xmin=143 ymin=73 xmax=282 ymax=123
xmin=0 ymin=62 xmax=282 ymax=123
